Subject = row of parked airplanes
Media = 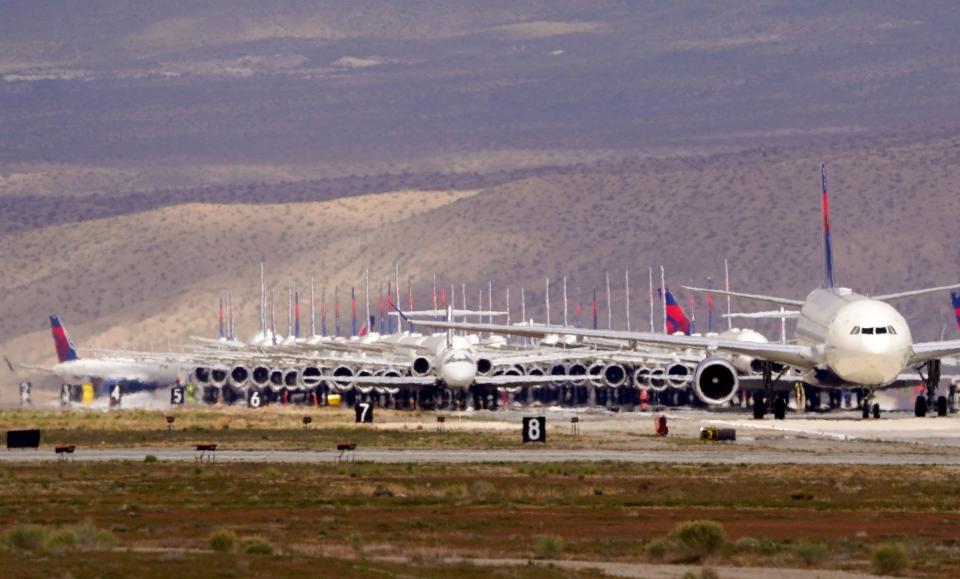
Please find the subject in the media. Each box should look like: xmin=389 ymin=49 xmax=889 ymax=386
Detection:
xmin=23 ymin=164 xmax=960 ymax=418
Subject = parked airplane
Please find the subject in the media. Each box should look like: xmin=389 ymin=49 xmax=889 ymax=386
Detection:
xmin=37 ymin=315 xmax=183 ymax=396
xmin=410 ymin=164 xmax=960 ymax=419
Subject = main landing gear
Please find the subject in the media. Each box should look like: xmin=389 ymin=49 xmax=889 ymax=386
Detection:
xmin=752 ymin=361 xmax=788 ymax=420
xmin=915 ymin=360 xmax=946 ymax=418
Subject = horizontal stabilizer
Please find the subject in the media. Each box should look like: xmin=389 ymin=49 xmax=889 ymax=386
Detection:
xmin=872 ymin=283 xmax=960 ymax=302
xmin=681 ymin=286 xmax=804 ymax=307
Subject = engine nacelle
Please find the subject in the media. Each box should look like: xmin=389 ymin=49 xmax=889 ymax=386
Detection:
xmin=269 ymin=369 xmax=284 ymax=388
xmin=283 ymin=368 xmax=300 ymax=388
xmin=251 ymin=366 xmax=270 ymax=387
xmin=666 ymin=362 xmax=691 ymax=388
xmin=194 ymin=367 xmax=211 ymax=384
xmin=300 ymin=366 xmax=322 ymax=388
xmin=526 ymin=365 xmax=546 ymax=376
xmin=603 ymin=364 xmax=628 ymax=388
xmin=588 ymin=362 xmax=605 ymax=385
xmin=693 ymin=358 xmax=740 ymax=405
xmin=229 ymin=366 xmax=250 ymax=388
xmin=210 ymin=367 xmax=228 ymax=387
xmin=476 ymin=357 xmax=493 ymax=376
xmin=412 ymin=356 xmax=432 ymax=377
xmin=567 ymin=362 xmax=587 ymax=385
xmin=332 ymin=365 xmax=354 ymax=388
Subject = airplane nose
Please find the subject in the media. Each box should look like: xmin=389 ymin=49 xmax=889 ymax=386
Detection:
xmin=440 ymin=361 xmax=476 ymax=389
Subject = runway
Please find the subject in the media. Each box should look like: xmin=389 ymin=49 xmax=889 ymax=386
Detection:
xmin=3 ymin=446 xmax=960 ymax=465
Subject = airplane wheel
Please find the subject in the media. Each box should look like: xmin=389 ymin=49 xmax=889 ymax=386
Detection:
xmin=915 ymin=396 xmax=928 ymax=417
xmin=937 ymin=396 xmax=948 ymax=417
xmin=752 ymin=396 xmax=765 ymax=420
xmin=872 ymin=403 xmax=881 ymax=419
xmin=773 ymin=397 xmax=786 ymax=420
xmin=862 ymin=403 xmax=870 ymax=419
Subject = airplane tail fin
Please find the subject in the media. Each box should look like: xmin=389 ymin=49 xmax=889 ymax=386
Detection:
xmin=953 ymin=291 xmax=960 ymax=329
xmin=820 ymin=162 xmax=837 ymax=288
xmin=664 ymin=290 xmax=691 ymax=335
xmin=50 ymin=315 xmax=79 ymax=363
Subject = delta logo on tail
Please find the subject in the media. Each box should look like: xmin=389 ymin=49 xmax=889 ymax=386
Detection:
xmin=50 ymin=315 xmax=79 ymax=363
xmin=952 ymin=291 xmax=960 ymax=329
xmin=664 ymin=290 xmax=691 ymax=335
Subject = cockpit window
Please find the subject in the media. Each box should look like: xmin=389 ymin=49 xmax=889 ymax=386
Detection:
xmin=861 ymin=327 xmax=874 ymax=335
xmin=887 ymin=326 xmax=897 ymax=335
xmin=875 ymin=326 xmax=887 ymax=334
xmin=850 ymin=326 xmax=860 ymax=335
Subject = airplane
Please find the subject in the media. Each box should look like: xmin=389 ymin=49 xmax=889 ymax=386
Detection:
xmin=409 ymin=163 xmax=960 ymax=419
xmin=35 ymin=315 xmax=184 ymax=397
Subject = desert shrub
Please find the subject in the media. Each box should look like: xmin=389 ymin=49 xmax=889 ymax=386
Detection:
xmin=262 ymin=467 xmax=280 ymax=479
xmin=73 ymin=522 xmax=116 ymax=549
xmin=372 ymin=484 xmax=394 ymax=497
xmin=670 ymin=520 xmax=727 ymax=563
xmin=209 ymin=528 xmax=237 ymax=552
xmin=45 ymin=529 xmax=77 ymax=552
xmin=143 ymin=454 xmax=158 ymax=463
xmin=349 ymin=531 xmax=364 ymax=558
xmin=469 ymin=480 xmax=496 ymax=500
xmin=733 ymin=536 xmax=760 ymax=552
xmin=534 ymin=535 xmax=563 ymax=559
xmin=7 ymin=524 xmax=47 ymax=551
xmin=645 ymin=538 xmax=672 ymax=560
xmin=241 ymin=537 xmax=273 ymax=555
xmin=872 ymin=543 xmax=908 ymax=575
xmin=795 ymin=541 xmax=829 ymax=567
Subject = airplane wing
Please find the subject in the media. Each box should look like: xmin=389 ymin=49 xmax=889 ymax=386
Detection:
xmin=723 ymin=310 xmax=801 ymax=319
xmin=343 ymin=376 xmax=437 ymax=386
xmin=872 ymin=283 xmax=960 ymax=302
xmin=475 ymin=374 xmax=602 ymax=386
xmin=409 ymin=319 xmax=819 ymax=369
xmin=909 ymin=340 xmax=960 ymax=367
xmin=681 ymin=286 xmax=805 ymax=307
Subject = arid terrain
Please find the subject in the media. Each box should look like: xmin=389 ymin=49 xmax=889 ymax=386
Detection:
xmin=2 ymin=2 xmax=959 ymax=379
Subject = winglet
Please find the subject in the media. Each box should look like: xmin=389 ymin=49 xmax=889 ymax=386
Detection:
xmin=821 ymin=162 xmax=837 ymax=288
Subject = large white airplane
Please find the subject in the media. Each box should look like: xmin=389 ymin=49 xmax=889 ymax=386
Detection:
xmin=410 ymin=163 xmax=960 ymax=419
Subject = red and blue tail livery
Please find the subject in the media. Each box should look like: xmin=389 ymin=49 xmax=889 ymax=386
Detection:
xmin=821 ymin=162 xmax=837 ymax=288
xmin=664 ymin=290 xmax=691 ymax=335
xmin=952 ymin=291 xmax=960 ymax=329
xmin=50 ymin=315 xmax=79 ymax=363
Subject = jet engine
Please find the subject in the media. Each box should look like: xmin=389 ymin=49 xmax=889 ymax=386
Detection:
xmin=229 ymin=366 xmax=250 ymax=388
xmin=526 ymin=365 xmax=546 ymax=376
xmin=412 ymin=357 xmax=432 ymax=377
xmin=692 ymin=358 xmax=739 ymax=405
xmin=603 ymin=364 xmax=628 ymax=388
xmin=666 ymin=363 xmax=691 ymax=388
xmin=567 ymin=362 xmax=587 ymax=385
xmin=269 ymin=369 xmax=284 ymax=388
xmin=251 ymin=366 xmax=270 ymax=387
xmin=194 ymin=367 xmax=211 ymax=384
xmin=476 ymin=357 xmax=493 ymax=376
xmin=332 ymin=365 xmax=354 ymax=388
xmin=210 ymin=367 xmax=228 ymax=387
xmin=632 ymin=367 xmax=650 ymax=388
xmin=300 ymin=366 xmax=322 ymax=388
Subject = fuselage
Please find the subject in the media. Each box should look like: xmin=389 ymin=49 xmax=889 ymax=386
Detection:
xmin=795 ymin=288 xmax=913 ymax=386
xmin=53 ymin=358 xmax=182 ymax=386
